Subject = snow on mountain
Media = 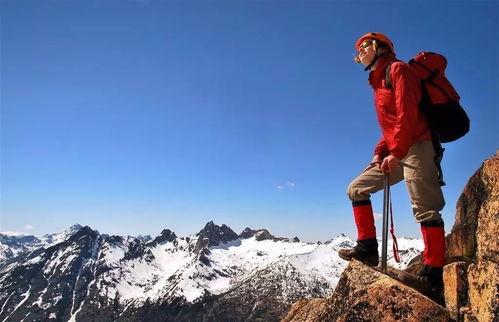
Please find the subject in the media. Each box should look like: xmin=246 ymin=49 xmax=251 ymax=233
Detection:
xmin=386 ymin=237 xmax=424 ymax=269
xmin=0 ymin=232 xmax=42 ymax=263
xmin=0 ymin=231 xmax=27 ymax=236
xmin=99 ymin=230 xmax=422 ymax=305
xmin=0 ymin=222 xmax=424 ymax=321
xmin=38 ymin=224 xmax=85 ymax=247
xmin=0 ymin=224 xmax=88 ymax=263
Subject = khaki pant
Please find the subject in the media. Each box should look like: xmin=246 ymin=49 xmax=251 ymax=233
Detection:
xmin=347 ymin=140 xmax=445 ymax=223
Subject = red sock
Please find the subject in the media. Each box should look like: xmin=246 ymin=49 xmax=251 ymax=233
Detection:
xmin=421 ymin=221 xmax=446 ymax=267
xmin=353 ymin=200 xmax=376 ymax=241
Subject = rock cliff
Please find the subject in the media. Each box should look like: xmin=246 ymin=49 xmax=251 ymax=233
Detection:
xmin=283 ymin=151 xmax=499 ymax=322
xmin=283 ymin=260 xmax=449 ymax=321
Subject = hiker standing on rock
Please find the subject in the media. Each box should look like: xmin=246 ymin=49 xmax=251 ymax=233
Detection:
xmin=338 ymin=32 xmax=446 ymax=300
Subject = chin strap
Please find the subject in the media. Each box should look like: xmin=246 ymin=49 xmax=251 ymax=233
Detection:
xmin=364 ymin=53 xmax=382 ymax=71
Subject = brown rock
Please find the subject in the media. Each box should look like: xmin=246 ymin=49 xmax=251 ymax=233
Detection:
xmin=281 ymin=298 xmax=330 ymax=322
xmin=282 ymin=260 xmax=450 ymax=322
xmin=450 ymin=152 xmax=499 ymax=321
xmin=459 ymin=307 xmax=475 ymax=322
xmin=443 ymin=261 xmax=469 ymax=320
xmin=467 ymin=260 xmax=499 ymax=322
xmin=445 ymin=168 xmax=483 ymax=260
xmin=447 ymin=151 xmax=499 ymax=261
xmin=474 ymin=153 xmax=499 ymax=263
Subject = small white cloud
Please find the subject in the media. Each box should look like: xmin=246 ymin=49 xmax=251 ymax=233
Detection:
xmin=277 ymin=180 xmax=295 ymax=191
xmin=25 ymin=225 xmax=34 ymax=230
xmin=373 ymin=212 xmax=383 ymax=221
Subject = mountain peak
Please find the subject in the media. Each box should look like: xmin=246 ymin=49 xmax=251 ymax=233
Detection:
xmin=38 ymin=224 xmax=95 ymax=247
xmin=202 ymin=221 xmax=219 ymax=231
xmin=194 ymin=221 xmax=239 ymax=253
xmin=240 ymin=227 xmax=274 ymax=241
xmin=136 ymin=234 xmax=152 ymax=243
xmin=147 ymin=229 xmax=177 ymax=247
xmin=239 ymin=227 xmax=297 ymax=243
xmin=69 ymin=223 xmax=83 ymax=231
xmin=67 ymin=225 xmax=99 ymax=241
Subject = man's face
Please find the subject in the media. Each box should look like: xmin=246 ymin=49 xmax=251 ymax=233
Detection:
xmin=357 ymin=40 xmax=376 ymax=67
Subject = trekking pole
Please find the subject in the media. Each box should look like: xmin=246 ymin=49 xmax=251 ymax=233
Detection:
xmin=381 ymin=173 xmax=390 ymax=271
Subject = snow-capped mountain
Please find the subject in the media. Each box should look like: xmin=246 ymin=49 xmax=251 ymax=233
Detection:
xmin=0 ymin=222 xmax=423 ymax=321
xmin=0 ymin=224 xmax=85 ymax=263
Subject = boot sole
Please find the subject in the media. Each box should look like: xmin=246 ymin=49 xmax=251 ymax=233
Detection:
xmin=338 ymin=252 xmax=379 ymax=267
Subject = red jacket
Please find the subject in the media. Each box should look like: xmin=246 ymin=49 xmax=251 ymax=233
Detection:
xmin=369 ymin=56 xmax=431 ymax=159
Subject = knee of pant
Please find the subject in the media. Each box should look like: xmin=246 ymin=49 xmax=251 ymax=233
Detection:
xmin=347 ymin=181 xmax=359 ymax=201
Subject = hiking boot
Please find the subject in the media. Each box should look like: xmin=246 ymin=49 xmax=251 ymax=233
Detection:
xmin=398 ymin=265 xmax=444 ymax=305
xmin=338 ymin=238 xmax=379 ymax=267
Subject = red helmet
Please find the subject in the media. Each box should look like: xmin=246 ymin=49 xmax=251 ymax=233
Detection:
xmin=355 ymin=32 xmax=395 ymax=53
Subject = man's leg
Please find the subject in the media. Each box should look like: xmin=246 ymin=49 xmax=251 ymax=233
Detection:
xmin=400 ymin=141 xmax=446 ymax=303
xmin=339 ymin=163 xmax=403 ymax=266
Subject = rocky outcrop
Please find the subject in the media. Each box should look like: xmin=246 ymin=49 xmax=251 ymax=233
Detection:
xmin=194 ymin=221 xmax=240 ymax=254
xmin=466 ymin=260 xmax=499 ymax=321
xmin=283 ymin=260 xmax=449 ymax=321
xmin=443 ymin=262 xmax=468 ymax=320
xmin=440 ymin=152 xmax=498 ymax=321
xmin=146 ymin=228 xmax=177 ymax=247
xmin=284 ymin=151 xmax=499 ymax=322
xmin=240 ymin=227 xmax=275 ymax=241
xmin=280 ymin=298 xmax=330 ymax=322
xmin=473 ymin=154 xmax=499 ymax=262
xmin=136 ymin=234 xmax=152 ymax=243
xmin=446 ymin=153 xmax=497 ymax=261
xmin=239 ymin=227 xmax=299 ymax=243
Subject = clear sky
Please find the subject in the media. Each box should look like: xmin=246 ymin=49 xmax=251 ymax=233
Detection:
xmin=1 ymin=0 xmax=498 ymax=242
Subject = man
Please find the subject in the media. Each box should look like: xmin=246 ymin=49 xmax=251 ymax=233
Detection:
xmin=338 ymin=32 xmax=446 ymax=302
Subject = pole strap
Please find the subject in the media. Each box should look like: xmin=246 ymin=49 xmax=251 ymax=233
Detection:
xmin=388 ymin=184 xmax=401 ymax=263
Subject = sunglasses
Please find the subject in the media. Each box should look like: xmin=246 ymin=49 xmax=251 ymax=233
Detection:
xmin=358 ymin=40 xmax=374 ymax=52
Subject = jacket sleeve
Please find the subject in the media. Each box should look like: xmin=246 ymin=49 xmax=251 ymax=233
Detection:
xmin=389 ymin=62 xmax=421 ymax=159
xmin=374 ymin=137 xmax=389 ymax=158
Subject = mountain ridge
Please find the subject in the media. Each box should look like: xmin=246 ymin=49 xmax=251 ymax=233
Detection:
xmin=0 ymin=221 xmax=422 ymax=321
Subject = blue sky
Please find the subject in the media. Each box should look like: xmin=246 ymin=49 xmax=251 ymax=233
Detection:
xmin=1 ymin=1 xmax=498 ymax=242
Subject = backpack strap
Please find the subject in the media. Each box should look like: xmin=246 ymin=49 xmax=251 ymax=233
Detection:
xmin=385 ymin=63 xmax=393 ymax=89
xmin=431 ymin=131 xmax=446 ymax=186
